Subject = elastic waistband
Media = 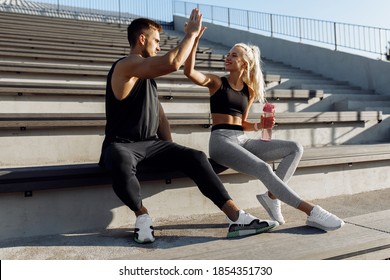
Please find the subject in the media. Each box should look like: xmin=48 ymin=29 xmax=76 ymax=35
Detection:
xmin=107 ymin=135 xmax=158 ymax=144
xmin=211 ymin=124 xmax=243 ymax=132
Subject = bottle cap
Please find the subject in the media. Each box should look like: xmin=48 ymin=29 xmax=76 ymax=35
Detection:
xmin=263 ymin=103 xmax=275 ymax=113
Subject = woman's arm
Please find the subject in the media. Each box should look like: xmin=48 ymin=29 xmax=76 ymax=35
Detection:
xmin=241 ymin=89 xmax=274 ymax=131
xmin=241 ymin=96 xmax=258 ymax=131
xmin=183 ymin=27 xmax=220 ymax=92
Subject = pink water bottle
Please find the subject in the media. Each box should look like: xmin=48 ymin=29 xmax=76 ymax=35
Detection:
xmin=261 ymin=103 xmax=275 ymax=141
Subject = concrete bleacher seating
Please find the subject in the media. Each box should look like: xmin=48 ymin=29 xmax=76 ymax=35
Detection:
xmin=0 ymin=10 xmax=389 ymax=244
xmin=0 ymin=111 xmax=382 ymax=129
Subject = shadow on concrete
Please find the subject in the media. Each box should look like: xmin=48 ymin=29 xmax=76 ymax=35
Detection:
xmin=0 ymin=221 xmax=328 ymax=253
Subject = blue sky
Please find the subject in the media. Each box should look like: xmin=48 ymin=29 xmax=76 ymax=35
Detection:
xmin=191 ymin=0 xmax=390 ymax=29
xmin=33 ymin=1 xmax=389 ymax=29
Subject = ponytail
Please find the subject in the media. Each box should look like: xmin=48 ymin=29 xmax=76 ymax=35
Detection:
xmin=233 ymin=43 xmax=265 ymax=103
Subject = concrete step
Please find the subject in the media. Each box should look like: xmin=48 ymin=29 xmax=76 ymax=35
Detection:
xmin=0 ymin=92 xmax=325 ymax=115
xmin=0 ymin=117 xmax=386 ymax=168
xmin=365 ymin=107 xmax=390 ymax=114
xmin=0 ymin=63 xmax=278 ymax=86
xmin=0 ymin=169 xmax=389 ymax=250
xmin=324 ymin=88 xmax=376 ymax=95
xmin=298 ymin=93 xmax=390 ymax=112
xmin=0 ymin=94 xmax=105 ymax=114
xmin=276 ymin=79 xmax=349 ymax=89
xmin=116 ymin=209 xmax=390 ymax=260
xmin=300 ymin=83 xmax=361 ymax=90
xmin=335 ymin=100 xmax=390 ymax=114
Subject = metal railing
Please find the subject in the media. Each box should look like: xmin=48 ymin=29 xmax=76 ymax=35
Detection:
xmin=174 ymin=1 xmax=390 ymax=60
xmin=0 ymin=0 xmax=174 ymax=27
xmin=2 ymin=0 xmax=389 ymax=60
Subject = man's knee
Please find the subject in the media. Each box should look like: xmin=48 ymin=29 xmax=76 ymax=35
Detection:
xmin=185 ymin=148 xmax=208 ymax=161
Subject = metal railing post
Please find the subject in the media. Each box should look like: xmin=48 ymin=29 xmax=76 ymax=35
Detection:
xmin=228 ymin=8 xmax=230 ymax=27
xmin=334 ymin=22 xmax=337 ymax=51
xmin=211 ymin=5 xmax=213 ymax=24
xmin=379 ymin=29 xmax=382 ymax=58
xmin=247 ymin=10 xmax=249 ymax=31
xmin=118 ymin=0 xmax=121 ymax=21
xmin=299 ymin=17 xmax=302 ymax=42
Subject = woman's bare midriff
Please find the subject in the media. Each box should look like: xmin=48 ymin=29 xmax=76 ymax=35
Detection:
xmin=211 ymin=113 xmax=242 ymax=126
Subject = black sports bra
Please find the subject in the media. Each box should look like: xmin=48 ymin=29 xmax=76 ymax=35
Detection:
xmin=210 ymin=77 xmax=249 ymax=117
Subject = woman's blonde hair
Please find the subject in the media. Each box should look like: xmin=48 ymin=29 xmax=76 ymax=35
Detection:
xmin=233 ymin=43 xmax=265 ymax=103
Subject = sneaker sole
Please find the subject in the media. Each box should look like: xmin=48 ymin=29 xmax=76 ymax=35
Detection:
xmin=227 ymin=220 xmax=278 ymax=238
xmin=257 ymin=195 xmax=285 ymax=225
xmin=134 ymin=227 xmax=155 ymax=244
xmin=306 ymin=220 xmax=345 ymax=231
xmin=134 ymin=237 xmax=155 ymax=244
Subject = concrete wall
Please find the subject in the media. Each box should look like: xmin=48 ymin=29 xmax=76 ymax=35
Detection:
xmin=174 ymin=16 xmax=390 ymax=95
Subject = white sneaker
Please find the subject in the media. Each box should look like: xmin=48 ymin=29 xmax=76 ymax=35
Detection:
xmin=227 ymin=210 xmax=279 ymax=238
xmin=257 ymin=192 xmax=285 ymax=225
xmin=306 ymin=205 xmax=345 ymax=231
xmin=134 ymin=214 xmax=155 ymax=243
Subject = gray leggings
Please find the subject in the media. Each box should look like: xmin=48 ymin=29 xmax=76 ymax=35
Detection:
xmin=209 ymin=127 xmax=304 ymax=208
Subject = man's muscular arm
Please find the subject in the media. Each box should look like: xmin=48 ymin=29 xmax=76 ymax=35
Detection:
xmin=157 ymin=102 xmax=173 ymax=142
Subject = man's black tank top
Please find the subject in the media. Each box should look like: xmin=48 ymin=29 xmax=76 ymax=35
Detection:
xmin=102 ymin=57 xmax=159 ymax=149
xmin=210 ymin=76 xmax=249 ymax=118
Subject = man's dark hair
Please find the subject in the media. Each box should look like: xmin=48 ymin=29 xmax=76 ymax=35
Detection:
xmin=127 ymin=18 xmax=162 ymax=48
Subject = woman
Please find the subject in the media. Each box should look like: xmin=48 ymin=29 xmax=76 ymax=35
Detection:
xmin=184 ymin=29 xmax=344 ymax=231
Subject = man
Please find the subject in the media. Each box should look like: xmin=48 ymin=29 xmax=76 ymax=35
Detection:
xmin=99 ymin=8 xmax=278 ymax=243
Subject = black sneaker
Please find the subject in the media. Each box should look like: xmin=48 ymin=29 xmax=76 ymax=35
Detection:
xmin=227 ymin=210 xmax=279 ymax=238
